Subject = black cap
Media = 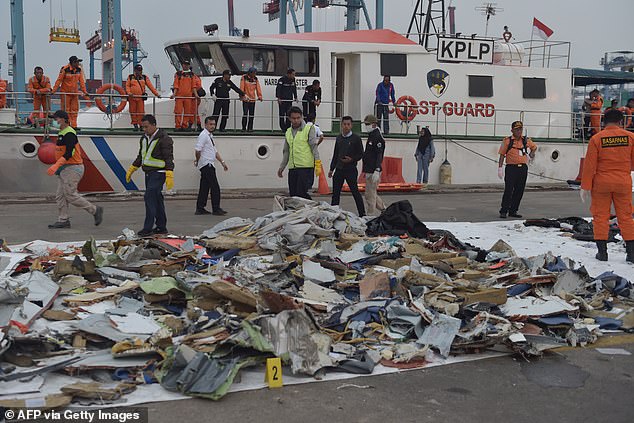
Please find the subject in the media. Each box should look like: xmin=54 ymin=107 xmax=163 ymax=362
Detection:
xmin=134 ymin=64 xmax=143 ymax=71
xmin=69 ymin=56 xmax=82 ymax=63
xmin=51 ymin=110 xmax=69 ymax=120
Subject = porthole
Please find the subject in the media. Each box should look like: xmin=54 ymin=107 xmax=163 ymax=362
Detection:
xmin=256 ymin=144 xmax=270 ymax=160
xmin=551 ymin=150 xmax=560 ymax=162
xmin=20 ymin=141 xmax=38 ymax=158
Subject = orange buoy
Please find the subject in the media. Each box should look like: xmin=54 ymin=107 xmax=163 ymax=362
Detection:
xmin=37 ymin=139 xmax=57 ymax=164
xmin=94 ymin=84 xmax=128 ymax=114
xmin=394 ymin=96 xmax=418 ymax=122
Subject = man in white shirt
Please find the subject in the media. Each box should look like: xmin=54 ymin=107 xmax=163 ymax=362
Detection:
xmin=194 ymin=117 xmax=229 ymax=215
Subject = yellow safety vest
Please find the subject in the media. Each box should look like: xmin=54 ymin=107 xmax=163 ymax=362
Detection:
xmin=285 ymin=124 xmax=314 ymax=169
xmin=141 ymin=134 xmax=165 ymax=168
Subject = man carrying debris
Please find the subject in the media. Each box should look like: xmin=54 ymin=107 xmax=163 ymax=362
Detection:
xmin=277 ymin=106 xmax=321 ymax=200
xmin=362 ymin=114 xmax=386 ymax=216
xmin=329 ymin=116 xmax=366 ymax=217
xmin=194 ymin=116 xmax=229 ymax=216
xmin=126 ymin=114 xmax=174 ymax=237
xmin=46 ymin=110 xmax=103 ymax=229
xmin=580 ymin=109 xmax=634 ymax=263
xmin=497 ymin=121 xmax=537 ymax=219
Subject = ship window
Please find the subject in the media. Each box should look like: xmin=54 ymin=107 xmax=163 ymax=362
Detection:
xmin=168 ymin=44 xmax=207 ymax=75
xmin=226 ymin=47 xmax=275 ymax=74
xmin=468 ymin=75 xmax=493 ymax=97
xmin=523 ymin=77 xmax=546 ymax=99
xmin=193 ymin=43 xmax=230 ymax=76
xmin=288 ymin=49 xmax=319 ymax=76
xmin=380 ymin=54 xmax=407 ymax=77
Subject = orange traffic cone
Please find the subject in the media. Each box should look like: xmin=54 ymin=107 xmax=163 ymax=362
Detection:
xmin=318 ymin=164 xmax=330 ymax=195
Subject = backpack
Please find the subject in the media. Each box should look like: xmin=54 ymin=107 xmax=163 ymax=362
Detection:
xmin=506 ymin=136 xmax=528 ymax=155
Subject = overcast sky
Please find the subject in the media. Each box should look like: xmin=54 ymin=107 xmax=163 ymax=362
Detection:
xmin=1 ymin=0 xmax=632 ymax=88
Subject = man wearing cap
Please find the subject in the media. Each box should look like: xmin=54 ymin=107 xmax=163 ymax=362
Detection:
xmin=46 ymin=110 xmax=103 ymax=229
xmin=362 ymin=114 xmax=386 ymax=215
xmin=240 ymin=67 xmax=262 ymax=132
xmin=276 ymin=69 xmax=298 ymax=131
xmin=126 ymin=114 xmax=174 ymax=237
xmin=28 ymin=67 xmax=52 ymax=114
xmin=126 ymin=64 xmax=160 ymax=130
xmin=580 ymin=109 xmax=634 ymax=263
xmin=170 ymin=60 xmax=196 ymax=130
xmin=209 ymin=70 xmax=245 ymax=132
xmin=497 ymin=121 xmax=537 ymax=219
xmin=52 ymin=56 xmax=89 ymax=128
xmin=584 ymin=89 xmax=604 ymax=136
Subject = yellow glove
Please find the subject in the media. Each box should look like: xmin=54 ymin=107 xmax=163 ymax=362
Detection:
xmin=165 ymin=170 xmax=174 ymax=190
xmin=47 ymin=157 xmax=67 ymax=176
xmin=314 ymin=159 xmax=322 ymax=177
xmin=125 ymin=165 xmax=139 ymax=183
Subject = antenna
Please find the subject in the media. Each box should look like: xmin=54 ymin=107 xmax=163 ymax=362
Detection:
xmin=474 ymin=2 xmax=503 ymax=37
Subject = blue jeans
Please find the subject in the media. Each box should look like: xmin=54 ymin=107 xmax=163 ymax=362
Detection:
xmin=416 ymin=154 xmax=431 ymax=183
xmin=375 ymin=103 xmax=390 ymax=134
xmin=143 ymin=171 xmax=167 ymax=232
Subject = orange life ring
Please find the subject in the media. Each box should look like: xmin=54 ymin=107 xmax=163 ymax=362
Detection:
xmin=394 ymin=96 xmax=418 ymax=122
xmin=95 ymin=84 xmax=127 ymax=114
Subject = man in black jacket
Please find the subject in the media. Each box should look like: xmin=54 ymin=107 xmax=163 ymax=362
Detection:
xmin=276 ymin=68 xmax=297 ymax=131
xmin=126 ymin=114 xmax=175 ymax=237
xmin=210 ymin=70 xmax=245 ymax=131
xmin=302 ymin=80 xmax=321 ymax=121
xmin=362 ymin=114 xmax=386 ymax=215
xmin=329 ymin=116 xmax=366 ymax=216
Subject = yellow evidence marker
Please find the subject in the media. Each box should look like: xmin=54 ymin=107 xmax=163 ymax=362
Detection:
xmin=265 ymin=357 xmax=283 ymax=388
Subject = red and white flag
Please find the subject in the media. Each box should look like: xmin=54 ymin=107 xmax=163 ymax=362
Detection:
xmin=532 ymin=18 xmax=554 ymax=40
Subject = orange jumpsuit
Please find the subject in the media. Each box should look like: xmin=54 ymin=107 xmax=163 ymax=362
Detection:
xmin=125 ymin=74 xmax=159 ymax=126
xmin=192 ymin=74 xmax=202 ymax=127
xmin=172 ymin=70 xmax=196 ymax=129
xmin=581 ymin=126 xmax=634 ymax=241
xmin=589 ymin=96 xmax=604 ymax=136
xmin=53 ymin=64 xmax=87 ymax=127
xmin=28 ymin=75 xmax=52 ymax=112
xmin=0 ymin=79 xmax=7 ymax=109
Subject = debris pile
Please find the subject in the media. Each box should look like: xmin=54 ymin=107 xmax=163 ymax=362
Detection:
xmin=0 ymin=197 xmax=632 ymax=406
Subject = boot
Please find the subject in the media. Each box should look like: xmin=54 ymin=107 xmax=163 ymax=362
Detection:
xmin=595 ymin=240 xmax=608 ymax=262
xmin=626 ymin=241 xmax=634 ymax=264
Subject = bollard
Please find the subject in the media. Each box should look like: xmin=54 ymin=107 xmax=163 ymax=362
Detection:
xmin=439 ymin=159 xmax=452 ymax=185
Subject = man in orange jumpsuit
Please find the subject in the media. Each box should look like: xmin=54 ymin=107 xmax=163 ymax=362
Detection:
xmin=125 ymin=64 xmax=160 ymax=131
xmin=28 ymin=66 xmax=52 ymax=114
xmin=581 ymin=109 xmax=634 ymax=263
xmin=0 ymin=78 xmax=7 ymax=109
xmin=170 ymin=60 xmax=196 ymax=130
xmin=52 ymin=56 xmax=89 ymax=128
xmin=584 ymin=89 xmax=604 ymax=136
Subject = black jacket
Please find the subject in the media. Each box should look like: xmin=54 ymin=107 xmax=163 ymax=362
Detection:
xmin=276 ymin=76 xmax=297 ymax=101
xmin=210 ymin=77 xmax=244 ymax=99
xmin=362 ymin=128 xmax=385 ymax=173
xmin=330 ymin=133 xmax=364 ymax=171
xmin=302 ymin=85 xmax=321 ymax=103
xmin=132 ymin=129 xmax=175 ymax=172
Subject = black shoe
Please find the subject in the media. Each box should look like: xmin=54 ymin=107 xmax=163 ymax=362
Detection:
xmin=137 ymin=229 xmax=154 ymax=237
xmin=133 ymin=124 xmax=139 ymax=131
xmin=195 ymin=209 xmax=212 ymax=215
xmin=595 ymin=240 xmax=608 ymax=262
xmin=212 ymin=209 xmax=228 ymax=216
xmin=626 ymin=241 xmax=634 ymax=263
xmin=153 ymin=228 xmax=169 ymax=235
xmin=508 ymin=213 xmax=523 ymax=218
xmin=499 ymin=212 xmax=507 ymax=218
xmin=94 ymin=206 xmax=103 ymax=226
xmin=48 ymin=220 xmax=70 ymax=229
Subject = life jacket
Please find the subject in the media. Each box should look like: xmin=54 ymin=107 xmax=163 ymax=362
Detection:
xmin=141 ymin=134 xmax=166 ymax=169
xmin=285 ymin=124 xmax=314 ymax=169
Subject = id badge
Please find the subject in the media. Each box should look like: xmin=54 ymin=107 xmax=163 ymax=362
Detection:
xmin=519 ymin=150 xmax=524 ymax=156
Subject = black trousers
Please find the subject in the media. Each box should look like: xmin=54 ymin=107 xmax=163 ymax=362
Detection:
xmin=196 ymin=164 xmax=221 ymax=212
xmin=302 ymin=100 xmax=316 ymax=120
xmin=288 ymin=168 xmax=314 ymax=199
xmin=143 ymin=171 xmax=167 ymax=232
xmin=500 ymin=164 xmax=528 ymax=214
xmin=332 ymin=167 xmax=366 ymax=216
xmin=279 ymin=101 xmax=292 ymax=131
xmin=242 ymin=102 xmax=255 ymax=131
xmin=212 ymin=99 xmax=230 ymax=131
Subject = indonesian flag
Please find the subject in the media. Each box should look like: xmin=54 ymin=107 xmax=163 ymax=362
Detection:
xmin=532 ymin=18 xmax=554 ymax=40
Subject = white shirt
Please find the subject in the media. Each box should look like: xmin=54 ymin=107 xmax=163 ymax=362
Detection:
xmin=195 ymin=128 xmax=217 ymax=169
xmin=313 ymin=123 xmax=323 ymax=138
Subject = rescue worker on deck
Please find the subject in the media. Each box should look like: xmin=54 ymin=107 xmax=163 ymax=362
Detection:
xmin=624 ymin=98 xmax=634 ymax=130
xmin=580 ymin=109 xmax=634 ymax=263
xmin=126 ymin=114 xmax=175 ymax=237
xmin=0 ymin=78 xmax=8 ymax=109
xmin=210 ymin=70 xmax=245 ymax=132
xmin=240 ymin=67 xmax=262 ymax=132
xmin=497 ymin=121 xmax=537 ymax=219
xmin=52 ymin=56 xmax=89 ymax=128
xmin=584 ymin=89 xmax=604 ymax=136
xmin=28 ymin=67 xmax=52 ymax=114
xmin=276 ymin=68 xmax=298 ymax=131
xmin=125 ymin=64 xmax=160 ymax=131
xmin=192 ymin=73 xmax=204 ymax=131
xmin=170 ymin=60 xmax=196 ymax=131
xmin=46 ymin=110 xmax=103 ymax=229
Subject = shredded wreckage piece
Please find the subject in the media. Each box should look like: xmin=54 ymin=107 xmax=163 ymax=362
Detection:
xmin=0 ymin=197 xmax=632 ymax=405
